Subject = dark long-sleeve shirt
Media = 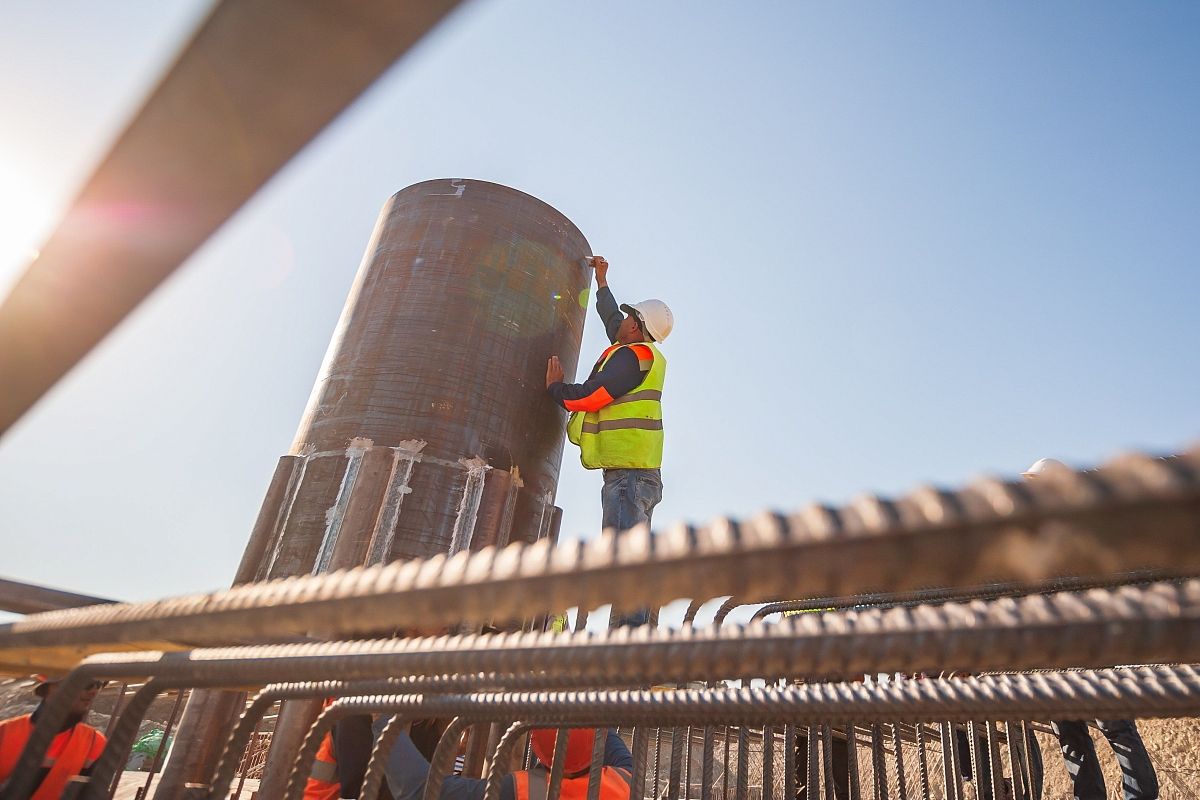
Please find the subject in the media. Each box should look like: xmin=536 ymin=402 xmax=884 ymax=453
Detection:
xmin=333 ymin=714 xmax=383 ymax=797
xmin=376 ymin=720 xmax=633 ymax=800
xmin=548 ymin=287 xmax=648 ymax=412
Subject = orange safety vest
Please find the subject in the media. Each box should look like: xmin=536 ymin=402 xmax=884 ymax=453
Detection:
xmin=0 ymin=714 xmax=106 ymax=800
xmin=514 ymin=766 xmax=632 ymax=800
xmin=303 ymin=730 xmax=341 ymax=800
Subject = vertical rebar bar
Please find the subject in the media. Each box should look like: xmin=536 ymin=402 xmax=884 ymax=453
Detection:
xmin=869 ymin=724 xmax=888 ymax=800
xmin=846 ymin=726 xmax=861 ymax=800
xmin=737 ymin=725 xmax=750 ymax=800
xmin=807 ymin=726 xmax=820 ymax=800
xmin=363 ymin=714 xmax=408 ymax=800
xmin=131 ymin=688 xmax=186 ymax=799
xmin=547 ymin=728 xmax=570 ymax=800
xmin=703 ymin=726 xmax=717 ymax=800
xmin=632 ymin=726 xmax=650 ymax=800
xmin=652 ymin=727 xmax=664 ymax=800
xmin=890 ymin=724 xmax=908 ymax=800
xmin=483 ymin=722 xmax=530 ymax=800
xmin=965 ymin=723 xmax=981 ymax=800
xmin=821 ymin=725 xmax=836 ymax=800
xmin=915 ymin=725 xmax=931 ymax=800
xmin=587 ymin=728 xmax=606 ymax=800
xmin=985 ymin=722 xmax=1004 ymax=800
xmin=1003 ymin=722 xmax=1025 ymax=800
xmin=784 ymin=724 xmax=796 ymax=800
xmin=423 ymin=717 xmax=472 ymax=800
xmin=762 ymin=725 xmax=775 ymax=800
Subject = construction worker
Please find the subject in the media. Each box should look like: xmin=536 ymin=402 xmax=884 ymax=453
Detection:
xmin=1023 ymin=457 xmax=1159 ymax=800
xmin=546 ymin=255 xmax=673 ymax=627
xmin=377 ymin=723 xmax=632 ymax=800
xmin=0 ymin=675 xmax=107 ymax=798
xmin=304 ymin=711 xmax=389 ymax=799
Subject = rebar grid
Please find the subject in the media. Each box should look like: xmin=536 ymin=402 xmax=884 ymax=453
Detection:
xmin=275 ymin=672 xmax=1175 ymax=800
xmin=9 ymin=578 xmax=1200 ymax=798
xmin=2 ymin=449 xmax=1194 ymax=658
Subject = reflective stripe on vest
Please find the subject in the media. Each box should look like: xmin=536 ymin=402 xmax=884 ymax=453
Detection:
xmin=0 ymin=716 xmax=104 ymax=800
xmin=515 ymin=766 xmax=633 ymax=800
xmin=567 ymin=342 xmax=666 ymax=470
xmin=303 ymin=731 xmax=340 ymax=800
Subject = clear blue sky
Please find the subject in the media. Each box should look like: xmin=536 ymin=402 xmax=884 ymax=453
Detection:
xmin=0 ymin=2 xmax=1196 ymax=612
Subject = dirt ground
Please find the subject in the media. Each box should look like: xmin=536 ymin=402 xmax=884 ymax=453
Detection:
xmin=1035 ymin=719 xmax=1200 ymax=800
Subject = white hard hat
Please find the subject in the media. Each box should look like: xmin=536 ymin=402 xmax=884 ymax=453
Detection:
xmin=1022 ymin=457 xmax=1068 ymax=479
xmin=621 ymin=299 xmax=674 ymax=342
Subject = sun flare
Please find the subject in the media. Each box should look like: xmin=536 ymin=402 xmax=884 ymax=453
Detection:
xmin=0 ymin=157 xmax=58 ymax=298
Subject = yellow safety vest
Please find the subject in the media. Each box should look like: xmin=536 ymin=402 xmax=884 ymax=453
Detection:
xmin=567 ymin=342 xmax=666 ymax=470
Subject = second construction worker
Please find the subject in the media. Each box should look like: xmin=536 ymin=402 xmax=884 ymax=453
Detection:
xmin=546 ymin=256 xmax=673 ymax=626
xmin=0 ymin=675 xmax=107 ymax=799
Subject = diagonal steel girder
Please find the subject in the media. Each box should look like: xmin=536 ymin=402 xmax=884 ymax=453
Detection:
xmin=0 ymin=0 xmax=465 ymax=436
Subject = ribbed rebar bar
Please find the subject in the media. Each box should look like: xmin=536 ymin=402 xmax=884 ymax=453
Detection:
xmin=421 ymin=716 xmax=472 ymax=800
xmin=483 ymin=721 xmax=529 ymax=800
xmin=808 ymin=726 xmax=820 ymax=800
xmin=209 ymin=677 xmax=449 ymax=799
xmin=11 ymin=578 xmax=1200 ymax=800
xmin=784 ymin=724 xmax=796 ymax=800
xmin=1003 ymin=721 xmax=1023 ymax=800
xmin=986 ymin=721 xmax=1004 ymax=800
xmin=4 ymin=450 xmax=1195 ymax=658
xmin=847 ymin=725 xmax=861 ymax=800
xmin=548 ymin=727 xmax=569 ymax=800
xmin=763 ymin=724 xmax=775 ymax=800
xmin=586 ymin=726 xmax=606 ymax=800
xmin=362 ymin=713 xmax=408 ymax=800
xmin=891 ymin=723 xmax=908 ymax=800
xmin=702 ymin=725 xmax=716 ymax=800
xmin=915 ymin=725 xmax=931 ymax=800
xmin=630 ymin=726 xmax=649 ymax=800
xmin=870 ymin=724 xmax=888 ymax=800
xmin=747 ymin=569 xmax=1180 ymax=622
xmin=823 ymin=725 xmax=837 ymax=800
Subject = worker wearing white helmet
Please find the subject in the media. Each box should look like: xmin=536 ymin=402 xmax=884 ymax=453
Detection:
xmin=1022 ymin=458 xmax=1160 ymax=800
xmin=546 ymin=256 xmax=672 ymax=627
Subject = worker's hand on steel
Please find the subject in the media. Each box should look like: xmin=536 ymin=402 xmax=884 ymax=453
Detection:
xmin=546 ymin=356 xmax=564 ymax=387
xmin=591 ymin=255 xmax=609 ymax=287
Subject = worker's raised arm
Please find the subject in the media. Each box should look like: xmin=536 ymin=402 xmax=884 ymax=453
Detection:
xmin=588 ymin=256 xmax=624 ymax=344
xmin=546 ymin=347 xmax=644 ymax=413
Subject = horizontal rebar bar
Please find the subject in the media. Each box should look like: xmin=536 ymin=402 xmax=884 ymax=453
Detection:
xmin=1 ymin=449 xmax=1194 ymax=655
xmin=50 ymin=580 xmax=1200 ymax=690
xmin=267 ymin=665 xmax=1200 ymax=729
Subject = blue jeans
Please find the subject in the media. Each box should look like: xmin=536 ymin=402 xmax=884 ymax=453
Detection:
xmin=602 ymin=468 xmax=662 ymax=628
xmin=1051 ymin=719 xmax=1158 ymax=800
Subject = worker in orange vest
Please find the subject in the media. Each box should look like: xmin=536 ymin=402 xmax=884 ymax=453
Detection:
xmin=0 ymin=674 xmax=107 ymax=799
xmin=304 ymin=708 xmax=388 ymax=799
xmin=377 ymin=723 xmax=632 ymax=800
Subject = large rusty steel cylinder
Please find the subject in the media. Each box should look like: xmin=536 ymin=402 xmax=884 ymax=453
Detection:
xmin=159 ymin=180 xmax=590 ymax=798
xmin=258 ymin=178 xmax=590 ymax=574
